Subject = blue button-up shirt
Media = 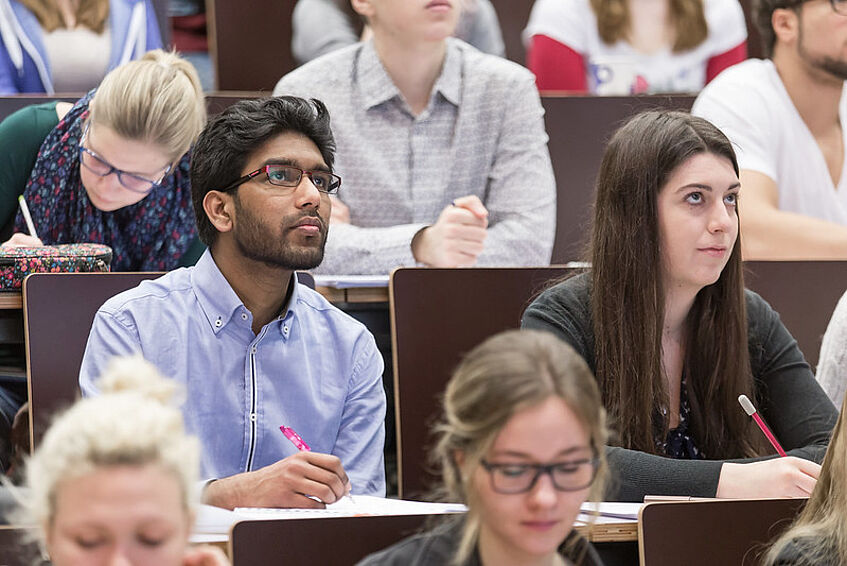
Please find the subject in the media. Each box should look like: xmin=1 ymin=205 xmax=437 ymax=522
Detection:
xmin=79 ymin=250 xmax=386 ymax=495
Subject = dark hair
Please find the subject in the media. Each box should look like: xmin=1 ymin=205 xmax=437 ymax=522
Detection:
xmin=190 ymin=96 xmax=336 ymax=246
xmin=754 ymin=0 xmax=797 ymax=58
xmin=335 ymin=0 xmax=366 ymax=36
xmin=590 ymin=110 xmax=767 ymax=458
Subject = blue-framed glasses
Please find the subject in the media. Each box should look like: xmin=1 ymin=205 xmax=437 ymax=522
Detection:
xmin=79 ymin=124 xmax=171 ymax=194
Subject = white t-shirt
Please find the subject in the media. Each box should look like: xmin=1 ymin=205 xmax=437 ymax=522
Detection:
xmin=42 ymin=25 xmax=111 ymax=92
xmin=523 ymin=0 xmax=747 ymax=94
xmin=693 ymin=59 xmax=847 ymax=224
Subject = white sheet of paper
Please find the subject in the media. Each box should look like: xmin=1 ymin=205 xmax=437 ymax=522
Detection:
xmin=235 ymin=495 xmax=467 ymax=520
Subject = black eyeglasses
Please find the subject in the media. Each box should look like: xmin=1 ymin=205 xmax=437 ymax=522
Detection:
xmin=480 ymin=457 xmax=598 ymax=494
xmin=219 ymin=164 xmax=341 ymax=194
xmin=783 ymin=0 xmax=847 ymax=14
xmin=79 ymin=124 xmax=171 ymax=194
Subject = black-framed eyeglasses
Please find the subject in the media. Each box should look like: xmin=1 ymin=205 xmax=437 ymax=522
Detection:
xmin=79 ymin=124 xmax=171 ymax=194
xmin=480 ymin=456 xmax=599 ymax=494
xmin=783 ymin=0 xmax=847 ymax=14
xmin=219 ymin=164 xmax=341 ymax=195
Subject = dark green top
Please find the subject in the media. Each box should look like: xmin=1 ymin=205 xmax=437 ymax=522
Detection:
xmin=0 ymin=102 xmax=61 ymax=240
xmin=0 ymin=102 xmax=205 ymax=266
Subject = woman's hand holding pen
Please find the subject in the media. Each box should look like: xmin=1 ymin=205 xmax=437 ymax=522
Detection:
xmin=716 ymin=457 xmax=821 ymax=499
xmin=202 ymin=451 xmax=352 ymax=510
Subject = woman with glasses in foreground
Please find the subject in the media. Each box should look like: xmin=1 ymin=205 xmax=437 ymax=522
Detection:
xmin=358 ymin=329 xmax=607 ymax=566
xmin=0 ymin=48 xmax=206 ymax=271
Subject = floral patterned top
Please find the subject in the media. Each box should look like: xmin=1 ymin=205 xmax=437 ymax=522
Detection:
xmin=12 ymin=91 xmax=197 ymax=271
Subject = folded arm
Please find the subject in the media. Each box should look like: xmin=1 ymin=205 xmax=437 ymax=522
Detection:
xmin=738 ymin=170 xmax=847 ymax=259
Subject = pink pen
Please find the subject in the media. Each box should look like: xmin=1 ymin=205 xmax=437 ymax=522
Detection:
xmin=280 ymin=425 xmax=311 ymax=451
xmin=280 ymin=425 xmax=354 ymax=503
xmin=738 ymin=395 xmax=787 ymax=457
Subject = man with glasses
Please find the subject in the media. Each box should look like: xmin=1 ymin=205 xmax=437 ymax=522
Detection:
xmin=79 ymin=97 xmax=387 ymax=508
xmin=693 ymin=0 xmax=847 ymax=259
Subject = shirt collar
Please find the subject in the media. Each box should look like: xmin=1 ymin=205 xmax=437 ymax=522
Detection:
xmin=356 ymin=38 xmax=462 ymax=111
xmin=191 ymin=249 xmax=301 ymax=335
xmin=432 ymin=38 xmax=461 ymax=107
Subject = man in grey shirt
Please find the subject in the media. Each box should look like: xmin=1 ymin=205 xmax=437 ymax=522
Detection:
xmin=275 ymin=0 xmax=556 ymax=275
xmin=291 ymin=0 xmax=505 ymax=64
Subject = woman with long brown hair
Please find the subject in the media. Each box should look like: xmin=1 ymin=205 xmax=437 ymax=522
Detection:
xmin=524 ymin=0 xmax=747 ymax=94
xmin=522 ymin=110 xmax=837 ymax=501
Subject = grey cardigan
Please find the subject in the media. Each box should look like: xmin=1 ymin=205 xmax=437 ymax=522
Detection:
xmin=522 ymin=273 xmax=838 ymax=501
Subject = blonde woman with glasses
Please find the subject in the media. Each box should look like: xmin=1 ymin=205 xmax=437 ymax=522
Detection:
xmin=0 ymin=48 xmax=206 ymax=271
xmin=358 ymin=329 xmax=608 ymax=566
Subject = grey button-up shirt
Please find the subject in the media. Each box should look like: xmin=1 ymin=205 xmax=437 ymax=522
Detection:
xmin=274 ymin=39 xmax=557 ymax=275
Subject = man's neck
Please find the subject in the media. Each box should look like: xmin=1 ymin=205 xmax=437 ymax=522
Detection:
xmin=774 ymin=51 xmax=844 ymax=137
xmin=210 ymin=243 xmax=293 ymax=334
xmin=372 ymin=35 xmax=447 ymax=116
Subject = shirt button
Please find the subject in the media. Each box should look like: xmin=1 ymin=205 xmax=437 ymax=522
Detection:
xmin=250 ymin=413 xmax=256 ymax=422
xmin=251 ymin=346 xmax=257 ymax=354
xmin=283 ymin=326 xmax=289 ymax=333
xmin=241 ymin=313 xmax=248 ymax=320
xmin=214 ymin=318 xmax=222 ymax=328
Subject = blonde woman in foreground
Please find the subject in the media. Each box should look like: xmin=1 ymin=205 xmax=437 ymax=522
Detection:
xmin=764 ymin=391 xmax=847 ymax=566
xmin=358 ymin=329 xmax=608 ymax=566
xmin=24 ymin=355 xmax=228 ymax=566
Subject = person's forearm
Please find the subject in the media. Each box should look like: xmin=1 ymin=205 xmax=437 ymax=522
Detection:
xmin=606 ymin=446 xmax=723 ymax=501
xmin=201 ymin=474 xmax=244 ymax=510
xmin=475 ymin=216 xmax=555 ymax=266
xmin=741 ymin=208 xmax=847 ymax=259
xmin=316 ymin=222 xmax=427 ymax=275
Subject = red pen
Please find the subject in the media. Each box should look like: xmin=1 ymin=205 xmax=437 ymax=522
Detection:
xmin=280 ymin=425 xmax=354 ymax=503
xmin=738 ymin=394 xmax=787 ymax=457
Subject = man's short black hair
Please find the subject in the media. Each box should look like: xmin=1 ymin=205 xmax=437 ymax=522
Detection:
xmin=754 ymin=0 xmax=798 ymax=58
xmin=190 ymin=96 xmax=336 ymax=246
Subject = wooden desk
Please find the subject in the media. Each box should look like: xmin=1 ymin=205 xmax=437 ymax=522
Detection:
xmin=226 ymin=514 xmax=637 ymax=566
xmin=576 ymin=521 xmax=638 ymax=543
xmin=0 ymin=295 xmax=21 ymax=309
xmin=315 ymin=285 xmax=389 ymax=304
xmin=1 ymin=286 xmax=388 ymax=310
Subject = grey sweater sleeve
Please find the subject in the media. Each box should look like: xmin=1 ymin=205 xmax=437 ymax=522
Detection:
xmin=746 ymin=290 xmax=836 ymax=465
xmin=522 ymin=277 xmax=837 ymax=502
xmin=815 ymin=290 xmax=847 ymax=409
xmin=457 ymin=0 xmax=506 ymax=57
xmin=291 ymin=0 xmax=358 ymax=64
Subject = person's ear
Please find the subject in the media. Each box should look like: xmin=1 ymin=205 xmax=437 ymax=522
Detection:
xmin=772 ymin=7 xmax=800 ymax=47
xmin=453 ymin=450 xmax=467 ymax=480
xmin=203 ymin=190 xmax=235 ymax=235
xmin=351 ymin=0 xmax=374 ymax=19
